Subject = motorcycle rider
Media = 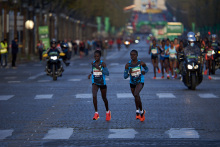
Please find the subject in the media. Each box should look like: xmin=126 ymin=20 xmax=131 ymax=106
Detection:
xmin=45 ymin=39 xmax=64 ymax=74
xmin=211 ymin=34 xmax=220 ymax=50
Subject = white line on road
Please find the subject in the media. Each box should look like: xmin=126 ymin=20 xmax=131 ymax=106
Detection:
xmin=35 ymin=94 xmax=53 ymax=99
xmin=156 ymin=93 xmax=176 ymax=98
xmin=4 ymin=77 xmax=17 ymax=80
xmin=8 ymin=81 xmax=21 ymax=83
xmin=110 ymin=63 xmax=119 ymax=66
xmin=167 ymin=128 xmax=199 ymax=138
xmin=0 ymin=129 xmax=14 ymax=139
xmin=68 ymin=79 xmax=82 ymax=82
xmin=37 ymin=80 xmax=51 ymax=83
xmin=198 ymin=93 xmax=218 ymax=98
xmin=117 ymin=93 xmax=133 ymax=98
xmin=108 ymin=129 xmax=138 ymax=139
xmin=28 ymin=72 xmax=45 ymax=80
xmin=0 ymin=95 xmax=14 ymax=101
xmin=76 ymin=94 xmax=92 ymax=98
xmin=43 ymin=128 xmax=73 ymax=139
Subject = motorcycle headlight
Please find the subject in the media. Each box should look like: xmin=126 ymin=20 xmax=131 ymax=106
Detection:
xmin=212 ymin=50 xmax=215 ymax=55
xmin=125 ymin=41 xmax=130 ymax=45
xmin=50 ymin=56 xmax=58 ymax=60
xmin=187 ymin=64 xmax=193 ymax=69
xmin=218 ymin=51 xmax=220 ymax=54
xmin=194 ymin=65 xmax=199 ymax=69
xmin=135 ymin=40 xmax=139 ymax=43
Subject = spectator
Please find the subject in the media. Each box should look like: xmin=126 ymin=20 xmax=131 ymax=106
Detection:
xmin=0 ymin=39 xmax=8 ymax=68
xmin=11 ymin=38 xmax=19 ymax=69
xmin=37 ymin=40 xmax=45 ymax=62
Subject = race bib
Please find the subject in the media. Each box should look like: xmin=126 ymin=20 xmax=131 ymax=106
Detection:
xmin=93 ymin=67 xmax=102 ymax=76
xmin=151 ymin=49 xmax=157 ymax=54
xmin=207 ymin=51 xmax=212 ymax=56
xmin=170 ymin=53 xmax=176 ymax=58
xmin=131 ymin=67 xmax=141 ymax=77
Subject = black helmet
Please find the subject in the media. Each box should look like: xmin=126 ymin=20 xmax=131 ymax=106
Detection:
xmin=50 ymin=38 xmax=57 ymax=46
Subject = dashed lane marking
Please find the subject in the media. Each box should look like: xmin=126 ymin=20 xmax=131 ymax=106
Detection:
xmin=28 ymin=72 xmax=45 ymax=80
xmin=68 ymin=79 xmax=82 ymax=82
xmin=0 ymin=129 xmax=14 ymax=139
xmin=110 ymin=63 xmax=119 ymax=66
xmin=76 ymin=94 xmax=92 ymax=98
xmin=198 ymin=93 xmax=218 ymax=98
xmin=167 ymin=128 xmax=199 ymax=138
xmin=8 ymin=81 xmax=21 ymax=83
xmin=210 ymin=76 xmax=220 ymax=80
xmin=156 ymin=93 xmax=176 ymax=98
xmin=34 ymin=94 xmax=53 ymax=99
xmin=105 ymin=78 xmax=110 ymax=81
xmin=0 ymin=95 xmax=14 ymax=101
xmin=108 ymin=129 xmax=138 ymax=139
xmin=4 ymin=77 xmax=17 ymax=80
xmin=117 ymin=93 xmax=133 ymax=98
xmin=37 ymin=80 xmax=51 ymax=83
xmin=43 ymin=128 xmax=73 ymax=139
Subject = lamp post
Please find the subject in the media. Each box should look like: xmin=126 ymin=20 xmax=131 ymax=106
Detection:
xmin=25 ymin=20 xmax=34 ymax=55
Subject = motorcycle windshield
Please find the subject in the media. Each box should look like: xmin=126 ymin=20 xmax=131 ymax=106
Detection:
xmin=49 ymin=52 xmax=58 ymax=56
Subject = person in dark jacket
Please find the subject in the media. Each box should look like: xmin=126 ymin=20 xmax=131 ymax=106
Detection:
xmin=11 ymin=38 xmax=18 ymax=68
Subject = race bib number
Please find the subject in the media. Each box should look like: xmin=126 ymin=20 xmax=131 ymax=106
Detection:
xmin=207 ymin=51 xmax=212 ymax=56
xmin=170 ymin=53 xmax=176 ymax=58
xmin=93 ymin=67 xmax=102 ymax=76
xmin=151 ymin=49 xmax=157 ymax=54
xmin=131 ymin=67 xmax=141 ymax=77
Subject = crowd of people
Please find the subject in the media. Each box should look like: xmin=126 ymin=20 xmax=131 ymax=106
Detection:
xmin=148 ymin=33 xmax=220 ymax=80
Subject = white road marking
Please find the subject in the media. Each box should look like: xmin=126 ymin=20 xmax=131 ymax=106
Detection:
xmin=198 ymin=93 xmax=218 ymax=98
xmin=80 ymin=63 xmax=89 ymax=66
xmin=76 ymin=94 xmax=92 ymax=98
xmin=124 ymin=78 xmax=130 ymax=80
xmin=43 ymin=128 xmax=73 ymax=139
xmin=28 ymin=72 xmax=45 ymax=80
xmin=108 ymin=129 xmax=138 ymax=139
xmin=0 ymin=129 xmax=14 ymax=139
xmin=105 ymin=78 xmax=110 ymax=81
xmin=33 ymin=64 xmax=42 ymax=67
xmin=110 ymin=63 xmax=119 ymax=66
xmin=0 ymin=95 xmax=14 ymax=101
xmin=167 ymin=128 xmax=199 ymax=138
xmin=35 ymin=94 xmax=53 ymax=99
xmin=38 ymin=80 xmax=50 ymax=83
xmin=8 ymin=81 xmax=21 ymax=83
xmin=68 ymin=79 xmax=82 ymax=82
xmin=210 ymin=76 xmax=220 ymax=80
xmin=156 ymin=93 xmax=176 ymax=98
xmin=117 ymin=93 xmax=133 ymax=98
xmin=4 ymin=77 xmax=17 ymax=80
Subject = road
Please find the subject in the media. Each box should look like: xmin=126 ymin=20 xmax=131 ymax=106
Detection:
xmin=0 ymin=40 xmax=220 ymax=146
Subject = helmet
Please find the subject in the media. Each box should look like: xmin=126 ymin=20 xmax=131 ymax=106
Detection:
xmin=187 ymin=32 xmax=195 ymax=38
xmin=211 ymin=34 xmax=217 ymax=38
xmin=61 ymin=42 xmax=68 ymax=49
xmin=188 ymin=37 xmax=196 ymax=42
xmin=50 ymin=38 xmax=57 ymax=46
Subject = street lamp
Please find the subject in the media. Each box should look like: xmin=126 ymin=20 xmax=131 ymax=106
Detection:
xmin=25 ymin=20 xmax=34 ymax=29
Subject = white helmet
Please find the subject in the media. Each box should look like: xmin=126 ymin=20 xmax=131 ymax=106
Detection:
xmin=187 ymin=32 xmax=195 ymax=38
xmin=188 ymin=37 xmax=196 ymax=42
xmin=212 ymin=34 xmax=217 ymax=38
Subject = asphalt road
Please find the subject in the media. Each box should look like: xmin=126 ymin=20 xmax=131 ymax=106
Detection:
xmin=0 ymin=40 xmax=220 ymax=146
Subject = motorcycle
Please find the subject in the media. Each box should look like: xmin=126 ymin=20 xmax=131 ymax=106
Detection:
xmin=124 ymin=41 xmax=130 ymax=49
xmin=179 ymin=53 xmax=203 ymax=90
xmin=211 ymin=47 xmax=220 ymax=74
xmin=43 ymin=52 xmax=65 ymax=81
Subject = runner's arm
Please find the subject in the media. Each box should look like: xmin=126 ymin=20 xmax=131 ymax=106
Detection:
xmin=124 ymin=63 xmax=129 ymax=79
xmin=102 ymin=62 xmax=109 ymax=76
xmin=141 ymin=61 xmax=149 ymax=74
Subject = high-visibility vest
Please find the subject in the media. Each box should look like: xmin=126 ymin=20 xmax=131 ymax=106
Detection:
xmin=0 ymin=42 xmax=8 ymax=54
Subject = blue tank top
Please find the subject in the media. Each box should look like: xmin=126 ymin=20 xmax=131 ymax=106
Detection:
xmin=164 ymin=45 xmax=170 ymax=58
xmin=128 ymin=60 xmax=144 ymax=85
xmin=92 ymin=60 xmax=106 ymax=85
xmin=169 ymin=46 xmax=177 ymax=59
xmin=150 ymin=45 xmax=158 ymax=57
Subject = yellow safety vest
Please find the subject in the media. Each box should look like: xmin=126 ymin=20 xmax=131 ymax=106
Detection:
xmin=0 ymin=42 xmax=8 ymax=54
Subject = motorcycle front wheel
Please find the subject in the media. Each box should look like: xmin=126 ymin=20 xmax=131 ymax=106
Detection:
xmin=190 ymin=74 xmax=196 ymax=90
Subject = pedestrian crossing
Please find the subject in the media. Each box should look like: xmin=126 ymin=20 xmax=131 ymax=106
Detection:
xmin=0 ymin=128 xmax=201 ymax=140
xmin=0 ymin=93 xmax=219 ymax=101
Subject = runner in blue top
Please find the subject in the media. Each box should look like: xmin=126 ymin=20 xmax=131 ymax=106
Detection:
xmin=88 ymin=50 xmax=111 ymax=121
xmin=164 ymin=39 xmax=170 ymax=79
xmin=166 ymin=41 xmax=177 ymax=79
xmin=148 ymin=39 xmax=161 ymax=79
xmin=124 ymin=50 xmax=149 ymax=122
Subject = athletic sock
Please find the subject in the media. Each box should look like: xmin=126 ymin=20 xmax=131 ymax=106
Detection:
xmin=106 ymin=110 xmax=109 ymax=113
xmin=140 ymin=110 xmax=144 ymax=114
xmin=95 ymin=112 xmax=98 ymax=114
xmin=136 ymin=110 xmax=140 ymax=114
